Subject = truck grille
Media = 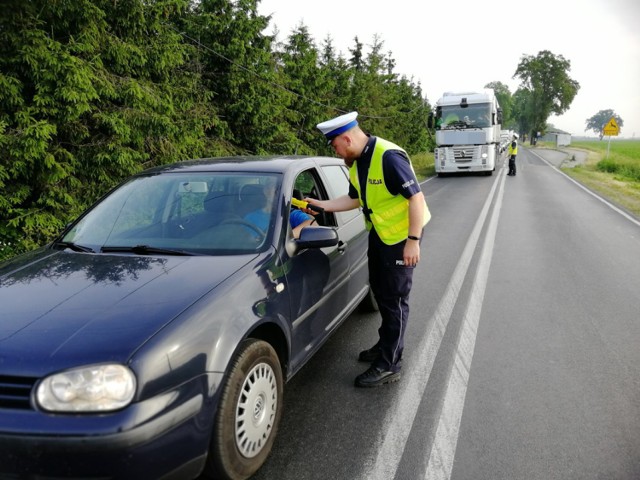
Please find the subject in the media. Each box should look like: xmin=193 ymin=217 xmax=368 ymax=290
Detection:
xmin=0 ymin=375 xmax=36 ymax=410
xmin=452 ymin=146 xmax=479 ymax=162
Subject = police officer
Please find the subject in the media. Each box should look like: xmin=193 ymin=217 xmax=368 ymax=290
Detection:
xmin=508 ymin=133 xmax=518 ymax=176
xmin=308 ymin=111 xmax=430 ymax=388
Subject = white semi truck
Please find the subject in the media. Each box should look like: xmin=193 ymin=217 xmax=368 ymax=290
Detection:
xmin=428 ymin=89 xmax=503 ymax=176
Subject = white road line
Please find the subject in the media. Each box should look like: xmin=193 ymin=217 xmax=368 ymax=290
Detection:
xmin=361 ymin=168 xmax=505 ymax=480
xmin=529 ymin=149 xmax=640 ymax=228
xmin=424 ymin=169 xmax=506 ymax=479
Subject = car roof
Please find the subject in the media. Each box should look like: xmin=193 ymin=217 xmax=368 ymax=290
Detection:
xmin=141 ymin=155 xmax=343 ymax=175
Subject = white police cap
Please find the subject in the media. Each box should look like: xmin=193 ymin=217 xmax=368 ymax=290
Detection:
xmin=316 ymin=111 xmax=358 ymax=143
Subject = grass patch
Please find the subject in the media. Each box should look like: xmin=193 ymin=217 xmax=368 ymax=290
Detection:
xmin=411 ymin=151 xmax=435 ymax=180
xmin=558 ymin=139 xmax=640 ymax=218
xmin=596 ymin=157 xmax=640 ymax=181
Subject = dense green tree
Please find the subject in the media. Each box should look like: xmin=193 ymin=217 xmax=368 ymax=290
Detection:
xmin=313 ymin=36 xmax=353 ymax=156
xmin=314 ymin=34 xmax=429 ymax=156
xmin=485 ymin=81 xmax=513 ymax=128
xmin=346 ymin=36 xmax=369 ymax=112
xmin=0 ymin=0 xmax=215 ymax=257
xmin=279 ymin=24 xmax=328 ymax=155
xmin=353 ymin=35 xmax=394 ymax=134
xmin=360 ymin=37 xmax=429 ymax=153
xmin=348 ymin=36 xmax=365 ymax=73
xmin=388 ymin=77 xmax=431 ymax=153
xmin=513 ymin=50 xmax=580 ymax=142
xmin=585 ymin=109 xmax=624 ymax=139
xmin=318 ymin=36 xmax=352 ymax=111
xmin=511 ymin=88 xmax=534 ymax=138
xmin=340 ymin=35 xmax=429 ymax=153
xmin=187 ymin=0 xmax=293 ymax=154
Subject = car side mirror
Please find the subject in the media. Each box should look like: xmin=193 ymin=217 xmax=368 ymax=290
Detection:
xmin=290 ymin=226 xmax=338 ymax=255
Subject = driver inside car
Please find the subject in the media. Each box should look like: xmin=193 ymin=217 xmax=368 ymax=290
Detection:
xmin=243 ymin=180 xmax=316 ymax=239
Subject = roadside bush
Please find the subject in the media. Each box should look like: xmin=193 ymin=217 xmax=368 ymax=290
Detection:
xmin=597 ymin=159 xmax=619 ymax=173
xmin=0 ymin=242 xmax=20 ymax=263
xmin=411 ymin=152 xmax=435 ymax=179
xmin=596 ymin=158 xmax=640 ymax=182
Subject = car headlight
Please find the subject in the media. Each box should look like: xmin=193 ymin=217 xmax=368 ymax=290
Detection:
xmin=35 ymin=364 xmax=136 ymax=412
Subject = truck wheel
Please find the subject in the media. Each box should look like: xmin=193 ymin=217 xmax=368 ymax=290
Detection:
xmin=204 ymin=339 xmax=283 ymax=480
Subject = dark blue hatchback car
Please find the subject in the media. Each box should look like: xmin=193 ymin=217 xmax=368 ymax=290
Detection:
xmin=0 ymin=156 xmax=375 ymax=479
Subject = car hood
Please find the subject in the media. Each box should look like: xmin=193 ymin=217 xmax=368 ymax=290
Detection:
xmin=0 ymin=250 xmax=256 ymax=375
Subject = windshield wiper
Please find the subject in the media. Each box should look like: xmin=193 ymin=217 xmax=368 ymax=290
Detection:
xmin=53 ymin=241 xmax=95 ymax=253
xmin=101 ymin=245 xmax=196 ymax=256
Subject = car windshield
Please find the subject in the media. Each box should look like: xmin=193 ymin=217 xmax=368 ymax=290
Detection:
xmin=60 ymin=172 xmax=282 ymax=255
xmin=437 ymin=103 xmax=492 ymax=129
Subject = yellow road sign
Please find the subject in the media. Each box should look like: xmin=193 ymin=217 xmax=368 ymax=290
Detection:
xmin=603 ymin=117 xmax=619 ymax=136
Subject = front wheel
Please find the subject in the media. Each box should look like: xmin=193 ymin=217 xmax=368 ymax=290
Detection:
xmin=204 ymin=339 xmax=283 ymax=480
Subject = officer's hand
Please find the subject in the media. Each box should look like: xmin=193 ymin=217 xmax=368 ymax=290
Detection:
xmin=303 ymin=198 xmax=324 ymax=215
xmin=403 ymin=240 xmax=420 ymax=267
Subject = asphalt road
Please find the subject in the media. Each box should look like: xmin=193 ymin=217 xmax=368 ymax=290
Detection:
xmin=248 ymin=148 xmax=640 ymax=480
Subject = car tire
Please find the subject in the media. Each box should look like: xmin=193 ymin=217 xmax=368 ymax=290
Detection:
xmin=204 ymin=339 xmax=283 ymax=480
xmin=358 ymin=286 xmax=379 ymax=312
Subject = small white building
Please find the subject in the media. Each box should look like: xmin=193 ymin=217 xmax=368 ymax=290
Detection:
xmin=556 ymin=133 xmax=571 ymax=147
xmin=541 ymin=129 xmax=572 ymax=147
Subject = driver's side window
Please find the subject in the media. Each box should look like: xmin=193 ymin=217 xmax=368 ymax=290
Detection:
xmin=292 ymin=169 xmax=336 ymax=228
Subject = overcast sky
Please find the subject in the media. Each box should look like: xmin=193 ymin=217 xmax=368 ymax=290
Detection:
xmin=258 ymin=0 xmax=640 ymax=138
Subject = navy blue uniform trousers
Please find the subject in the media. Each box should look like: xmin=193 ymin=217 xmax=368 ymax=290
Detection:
xmin=508 ymin=155 xmax=516 ymax=175
xmin=368 ymin=229 xmax=415 ymax=373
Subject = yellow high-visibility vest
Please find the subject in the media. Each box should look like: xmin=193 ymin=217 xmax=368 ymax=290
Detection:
xmin=350 ymin=138 xmax=430 ymax=245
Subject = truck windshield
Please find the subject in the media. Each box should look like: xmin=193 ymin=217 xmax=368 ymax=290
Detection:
xmin=437 ymin=103 xmax=492 ymax=129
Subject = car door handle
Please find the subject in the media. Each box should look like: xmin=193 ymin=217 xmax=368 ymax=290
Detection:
xmin=337 ymin=241 xmax=347 ymax=253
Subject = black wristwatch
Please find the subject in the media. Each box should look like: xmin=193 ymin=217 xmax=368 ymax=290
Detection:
xmin=407 ymin=235 xmax=420 ymax=241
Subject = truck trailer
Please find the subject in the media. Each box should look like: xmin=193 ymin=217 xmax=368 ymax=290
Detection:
xmin=428 ymin=89 xmax=503 ymax=176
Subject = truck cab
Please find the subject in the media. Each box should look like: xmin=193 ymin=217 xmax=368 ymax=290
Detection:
xmin=428 ymin=90 xmax=503 ymax=176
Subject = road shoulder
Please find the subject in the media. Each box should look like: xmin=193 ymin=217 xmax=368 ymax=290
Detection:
xmin=529 ymin=146 xmax=589 ymax=168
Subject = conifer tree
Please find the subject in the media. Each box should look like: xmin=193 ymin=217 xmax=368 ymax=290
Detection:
xmin=0 ymin=0 xmax=215 ymax=256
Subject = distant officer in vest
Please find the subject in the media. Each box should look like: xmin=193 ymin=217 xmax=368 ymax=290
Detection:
xmin=508 ymin=133 xmax=519 ymax=176
xmin=308 ymin=111 xmax=430 ymax=388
